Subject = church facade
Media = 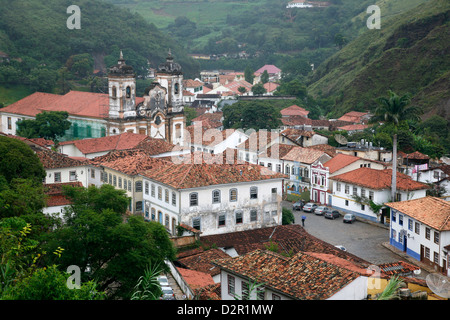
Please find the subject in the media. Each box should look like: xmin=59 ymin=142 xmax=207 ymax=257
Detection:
xmin=106 ymin=50 xmax=185 ymax=145
xmin=0 ymin=51 xmax=186 ymax=146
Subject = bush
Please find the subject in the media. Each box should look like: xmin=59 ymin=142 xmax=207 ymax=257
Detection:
xmin=282 ymin=207 xmax=295 ymax=225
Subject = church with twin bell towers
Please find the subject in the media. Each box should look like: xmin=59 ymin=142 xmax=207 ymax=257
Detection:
xmin=106 ymin=50 xmax=186 ymax=146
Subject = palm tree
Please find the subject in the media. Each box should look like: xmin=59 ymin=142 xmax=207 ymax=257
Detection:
xmin=370 ymin=90 xmax=422 ymax=201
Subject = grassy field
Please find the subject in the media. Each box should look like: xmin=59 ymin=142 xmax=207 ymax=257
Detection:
xmin=0 ymin=85 xmax=33 ymax=107
xmin=113 ymin=0 xmax=262 ymax=29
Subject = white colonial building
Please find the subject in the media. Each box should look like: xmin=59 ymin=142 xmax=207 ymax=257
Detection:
xmin=330 ymin=167 xmax=429 ymax=223
xmin=386 ymin=197 xmax=450 ymax=277
xmin=140 ymin=162 xmax=285 ymax=236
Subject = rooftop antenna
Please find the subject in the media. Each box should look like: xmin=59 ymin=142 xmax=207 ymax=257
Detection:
xmin=426 ymin=273 xmax=450 ymax=299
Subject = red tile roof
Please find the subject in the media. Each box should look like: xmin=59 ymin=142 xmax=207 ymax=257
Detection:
xmin=201 ymin=225 xmax=370 ymax=266
xmin=90 ymin=149 xmax=168 ymax=176
xmin=263 ymin=82 xmax=279 ymax=92
xmin=255 ymin=65 xmax=281 ymax=75
xmin=61 ymin=132 xmax=175 ymax=156
xmin=281 ymin=146 xmax=327 ymax=164
xmin=178 ymin=248 xmax=230 ymax=277
xmin=330 ymin=167 xmax=429 ymax=191
xmin=280 ymin=105 xmax=309 ymax=117
xmin=44 ymin=182 xmax=82 ymax=207
xmin=337 ymin=124 xmax=369 ymax=131
xmin=140 ymin=162 xmax=286 ymax=189
xmin=1 ymin=91 xmax=144 ymax=119
xmin=324 ymin=153 xmax=360 ymax=173
xmin=176 ymin=267 xmax=215 ymax=291
xmin=386 ymin=196 xmax=450 ymax=231
xmin=337 ymin=111 xmax=369 ymax=123
xmin=35 ymin=147 xmax=89 ymax=169
xmin=213 ymin=249 xmax=361 ymax=300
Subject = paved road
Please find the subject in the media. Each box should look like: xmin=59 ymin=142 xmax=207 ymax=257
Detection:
xmin=285 ymin=201 xmax=404 ymax=265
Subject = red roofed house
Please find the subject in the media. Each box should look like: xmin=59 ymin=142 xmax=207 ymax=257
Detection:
xmin=330 ymin=167 xmax=429 ymax=223
xmin=140 ymin=161 xmax=286 ymax=236
xmin=337 ymin=111 xmax=371 ymax=124
xmin=0 ymin=51 xmax=186 ymax=146
xmin=280 ymin=105 xmax=309 ymax=118
xmin=386 ymin=197 xmax=450 ymax=276
xmin=255 ymin=65 xmax=282 ymax=82
xmin=57 ymin=131 xmax=181 ymax=159
xmin=214 ymin=249 xmax=369 ymax=300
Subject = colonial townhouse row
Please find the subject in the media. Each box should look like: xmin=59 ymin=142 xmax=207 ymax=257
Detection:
xmin=90 ymin=149 xmax=286 ymax=236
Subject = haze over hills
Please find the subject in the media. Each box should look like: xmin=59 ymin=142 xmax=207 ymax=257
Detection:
xmin=307 ymin=0 xmax=450 ymax=121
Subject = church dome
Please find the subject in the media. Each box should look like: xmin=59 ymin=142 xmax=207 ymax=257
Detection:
xmin=158 ymin=49 xmax=182 ymax=75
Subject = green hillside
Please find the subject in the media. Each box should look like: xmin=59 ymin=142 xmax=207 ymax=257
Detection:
xmin=307 ymin=0 xmax=450 ymax=120
xmin=0 ymin=0 xmax=199 ymax=104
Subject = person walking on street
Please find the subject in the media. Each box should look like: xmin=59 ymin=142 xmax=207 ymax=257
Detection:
xmin=301 ymin=215 xmax=306 ymax=227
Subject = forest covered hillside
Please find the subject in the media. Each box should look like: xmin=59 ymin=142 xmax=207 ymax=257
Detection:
xmin=0 ymin=0 xmax=199 ymax=104
xmin=307 ymin=0 xmax=450 ymax=121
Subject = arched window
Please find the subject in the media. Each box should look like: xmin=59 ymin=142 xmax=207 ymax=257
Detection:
xmin=190 ymin=192 xmax=198 ymax=206
xmin=212 ymin=190 xmax=221 ymax=204
xmin=126 ymin=86 xmax=131 ymax=98
xmin=174 ymin=82 xmax=179 ymax=94
xmin=229 ymin=188 xmax=238 ymax=202
xmin=112 ymin=86 xmax=117 ymax=98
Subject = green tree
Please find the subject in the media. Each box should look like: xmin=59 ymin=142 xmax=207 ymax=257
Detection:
xmin=16 ymin=111 xmax=72 ymax=143
xmin=282 ymin=207 xmax=295 ymax=225
xmin=260 ymin=70 xmax=269 ymax=84
xmin=223 ymin=101 xmax=281 ymax=131
xmin=370 ymin=90 xmax=422 ymax=201
xmin=44 ymin=184 xmax=176 ymax=299
xmin=251 ymin=83 xmax=267 ymax=96
xmin=184 ymin=107 xmax=198 ymax=126
xmin=2 ymin=265 xmax=105 ymax=300
xmin=28 ymin=68 xmax=58 ymax=93
xmin=244 ymin=66 xmax=254 ymax=84
xmin=0 ymin=136 xmax=46 ymax=185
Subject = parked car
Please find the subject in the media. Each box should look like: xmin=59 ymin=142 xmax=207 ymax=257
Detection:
xmin=293 ymin=200 xmax=304 ymax=211
xmin=161 ymin=286 xmax=176 ymax=300
xmin=314 ymin=206 xmax=332 ymax=215
xmin=324 ymin=210 xmax=341 ymax=219
xmin=157 ymin=275 xmax=169 ymax=287
xmin=302 ymin=203 xmax=318 ymax=213
xmin=335 ymin=245 xmax=347 ymax=251
xmin=343 ymin=213 xmax=356 ymax=223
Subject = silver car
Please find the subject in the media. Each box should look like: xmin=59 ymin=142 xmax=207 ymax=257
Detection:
xmin=161 ymin=286 xmax=176 ymax=300
xmin=303 ymin=203 xmax=318 ymax=213
xmin=343 ymin=213 xmax=356 ymax=223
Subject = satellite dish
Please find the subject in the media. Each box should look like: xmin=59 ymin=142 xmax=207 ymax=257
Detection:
xmin=334 ymin=134 xmax=348 ymax=145
xmin=426 ymin=273 xmax=450 ymax=298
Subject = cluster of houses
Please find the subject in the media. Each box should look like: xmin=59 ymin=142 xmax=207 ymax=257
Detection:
xmin=0 ymin=51 xmax=449 ymax=300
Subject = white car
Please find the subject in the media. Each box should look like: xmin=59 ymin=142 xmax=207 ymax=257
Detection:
xmin=157 ymin=275 xmax=169 ymax=287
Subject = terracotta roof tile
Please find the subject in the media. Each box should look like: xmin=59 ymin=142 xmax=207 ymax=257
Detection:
xmin=337 ymin=124 xmax=369 ymax=131
xmin=213 ymin=249 xmax=361 ymax=300
xmin=35 ymin=148 xmax=88 ymax=169
xmin=337 ymin=111 xmax=369 ymax=123
xmin=140 ymin=162 xmax=286 ymax=189
xmin=178 ymin=248 xmax=230 ymax=276
xmin=324 ymin=153 xmax=360 ymax=173
xmin=201 ymin=225 xmax=370 ymax=266
xmin=255 ymin=65 xmax=281 ymax=74
xmin=176 ymin=267 xmax=215 ymax=291
xmin=281 ymin=146 xmax=327 ymax=164
xmin=280 ymin=105 xmax=309 ymax=117
xmin=330 ymin=167 xmax=429 ymax=191
xmin=1 ymin=91 xmax=144 ymax=119
xmin=386 ymin=196 xmax=450 ymax=231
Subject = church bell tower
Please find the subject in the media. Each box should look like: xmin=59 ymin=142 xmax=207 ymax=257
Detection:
xmin=108 ymin=51 xmax=136 ymax=119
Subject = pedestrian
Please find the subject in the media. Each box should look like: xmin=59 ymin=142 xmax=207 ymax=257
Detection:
xmin=301 ymin=215 xmax=306 ymax=227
